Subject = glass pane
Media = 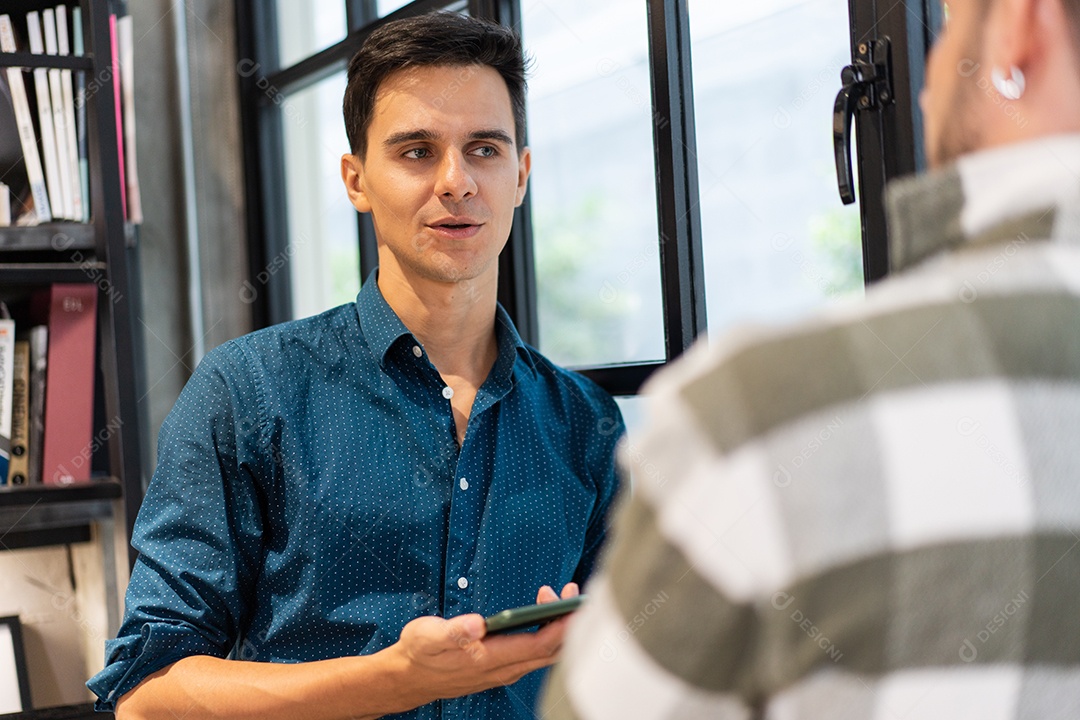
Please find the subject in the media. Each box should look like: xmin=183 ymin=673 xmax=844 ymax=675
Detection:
xmin=276 ymin=0 xmax=347 ymax=69
xmin=281 ymin=72 xmax=361 ymax=319
xmin=377 ymin=0 xmax=412 ymax=16
xmin=524 ymin=0 xmax=665 ymax=368
xmin=689 ymin=0 xmax=864 ymax=338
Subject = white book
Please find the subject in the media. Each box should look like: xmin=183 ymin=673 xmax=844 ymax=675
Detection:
xmin=0 ymin=183 xmax=9 ymax=226
xmin=72 ymin=8 xmax=90 ymax=221
xmin=56 ymin=7 xmax=83 ymax=222
xmin=42 ymin=9 xmax=74 ymax=220
xmin=0 ymin=15 xmax=51 ymax=223
xmin=0 ymin=319 xmax=14 ymax=484
xmin=117 ymin=15 xmax=142 ymax=223
xmin=26 ymin=12 xmax=65 ymax=222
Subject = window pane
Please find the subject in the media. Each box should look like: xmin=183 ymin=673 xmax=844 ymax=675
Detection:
xmin=276 ymin=0 xmax=347 ymax=69
xmin=377 ymin=0 xmax=412 ymax=15
xmin=524 ymin=0 xmax=665 ymax=368
xmin=689 ymin=0 xmax=863 ymax=338
xmin=281 ymin=73 xmax=361 ymax=319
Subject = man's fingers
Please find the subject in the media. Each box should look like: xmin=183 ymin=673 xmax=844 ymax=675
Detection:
xmin=536 ymin=585 xmax=558 ymax=603
xmin=405 ymin=614 xmax=485 ymax=657
xmin=560 ymin=582 xmax=580 ymax=599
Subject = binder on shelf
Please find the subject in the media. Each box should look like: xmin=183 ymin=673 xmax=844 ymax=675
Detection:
xmin=56 ymin=6 xmax=84 ymax=222
xmin=6 ymin=340 xmax=28 ymax=487
xmin=0 ymin=14 xmax=51 ymax=223
xmin=37 ymin=285 xmax=97 ymax=485
xmin=26 ymin=11 xmax=66 ymax=222
xmin=0 ymin=182 xmax=9 ymax=227
xmin=72 ymin=7 xmax=90 ymax=222
xmin=0 ymin=319 xmax=13 ymax=484
xmin=26 ymin=326 xmax=46 ymax=485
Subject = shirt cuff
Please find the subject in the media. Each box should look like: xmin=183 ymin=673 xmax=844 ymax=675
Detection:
xmin=87 ymin=621 xmax=226 ymax=712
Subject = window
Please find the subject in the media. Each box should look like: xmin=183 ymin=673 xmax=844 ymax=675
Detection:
xmin=236 ymin=0 xmax=934 ymax=395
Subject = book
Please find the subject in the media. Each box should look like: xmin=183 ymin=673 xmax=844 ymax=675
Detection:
xmin=0 ymin=14 xmax=51 ymax=223
xmin=42 ymin=9 xmax=75 ymax=220
xmin=109 ymin=14 xmax=127 ymax=220
xmin=0 ymin=182 xmax=9 ymax=226
xmin=26 ymin=11 xmax=66 ymax=221
xmin=0 ymin=319 xmax=13 ymax=484
xmin=26 ymin=326 xmax=46 ymax=485
xmin=56 ymin=6 xmax=83 ymax=222
xmin=6 ymin=340 xmax=28 ymax=486
xmin=71 ymin=7 xmax=90 ymax=222
xmin=38 ymin=285 xmax=97 ymax=485
xmin=117 ymin=15 xmax=141 ymax=223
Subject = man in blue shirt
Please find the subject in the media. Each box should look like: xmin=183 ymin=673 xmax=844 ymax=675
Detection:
xmin=89 ymin=12 xmax=624 ymax=719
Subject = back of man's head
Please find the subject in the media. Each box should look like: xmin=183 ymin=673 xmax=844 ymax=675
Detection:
xmin=343 ymin=12 xmax=528 ymax=160
xmin=924 ymin=0 xmax=1080 ymax=167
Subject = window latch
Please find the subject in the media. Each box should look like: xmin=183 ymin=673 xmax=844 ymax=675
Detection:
xmin=833 ymin=38 xmax=894 ymax=205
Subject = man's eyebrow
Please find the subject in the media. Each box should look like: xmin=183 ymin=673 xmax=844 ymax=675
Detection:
xmin=381 ymin=128 xmax=514 ymax=148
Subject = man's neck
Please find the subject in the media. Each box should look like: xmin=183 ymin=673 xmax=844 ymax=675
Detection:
xmin=376 ymin=258 xmax=499 ymax=381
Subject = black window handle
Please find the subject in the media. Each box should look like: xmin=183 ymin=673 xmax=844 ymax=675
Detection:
xmin=833 ymin=38 xmax=894 ymax=205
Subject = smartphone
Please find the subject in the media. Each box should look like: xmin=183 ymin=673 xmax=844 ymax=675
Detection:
xmin=484 ymin=595 xmax=586 ymax=635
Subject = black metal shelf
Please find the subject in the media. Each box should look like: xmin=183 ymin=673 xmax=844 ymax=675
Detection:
xmin=0 ymin=51 xmax=93 ymax=71
xmin=0 ymin=479 xmax=122 ymax=507
xmin=0 ymin=224 xmax=97 ymax=252
xmin=0 ymin=262 xmax=106 ymax=284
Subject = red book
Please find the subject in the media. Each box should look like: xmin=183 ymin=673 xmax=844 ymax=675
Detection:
xmin=39 ymin=285 xmax=97 ymax=485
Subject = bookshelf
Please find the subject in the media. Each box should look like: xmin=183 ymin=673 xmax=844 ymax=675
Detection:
xmin=0 ymin=0 xmax=144 ymax=716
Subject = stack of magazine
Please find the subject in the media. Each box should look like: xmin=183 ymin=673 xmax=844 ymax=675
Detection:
xmin=0 ymin=6 xmax=141 ymax=228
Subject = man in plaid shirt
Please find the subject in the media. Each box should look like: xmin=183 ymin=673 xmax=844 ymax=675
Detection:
xmin=541 ymin=0 xmax=1080 ymax=717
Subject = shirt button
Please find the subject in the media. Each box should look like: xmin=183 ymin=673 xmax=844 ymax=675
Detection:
xmin=459 ymin=478 xmax=469 ymax=490
xmin=412 ymin=345 xmax=423 ymax=358
xmin=457 ymin=577 xmax=469 ymax=589
xmin=442 ymin=386 xmax=454 ymax=400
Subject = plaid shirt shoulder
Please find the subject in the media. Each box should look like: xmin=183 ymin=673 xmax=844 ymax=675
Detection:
xmin=542 ymin=149 xmax=1080 ymax=719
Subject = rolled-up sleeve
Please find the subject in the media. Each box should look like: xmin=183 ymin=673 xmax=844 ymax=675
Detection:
xmin=88 ymin=341 xmax=267 ymax=711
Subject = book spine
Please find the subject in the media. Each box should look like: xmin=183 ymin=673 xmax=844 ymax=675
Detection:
xmin=0 ymin=15 xmax=52 ymax=222
xmin=0 ymin=182 xmax=9 ymax=227
xmin=26 ymin=326 xmax=47 ymax=485
xmin=41 ymin=285 xmax=97 ymax=485
xmin=109 ymin=14 xmax=127 ymax=220
xmin=6 ymin=340 xmax=29 ymax=487
xmin=26 ymin=11 xmax=66 ymax=222
xmin=117 ymin=15 xmax=141 ymax=224
xmin=72 ymin=8 xmax=90 ymax=222
xmin=56 ymin=6 xmax=83 ymax=223
xmin=0 ymin=320 xmax=13 ymax=483
xmin=43 ymin=8 xmax=74 ymax=220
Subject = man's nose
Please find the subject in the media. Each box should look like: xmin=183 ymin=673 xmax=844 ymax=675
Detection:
xmin=435 ymin=150 xmax=478 ymax=201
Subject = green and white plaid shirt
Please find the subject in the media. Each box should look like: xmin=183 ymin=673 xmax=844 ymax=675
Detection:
xmin=542 ymin=134 xmax=1080 ymax=719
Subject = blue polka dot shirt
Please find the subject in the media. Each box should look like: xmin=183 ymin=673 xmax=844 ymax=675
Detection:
xmin=88 ymin=272 xmax=625 ymax=719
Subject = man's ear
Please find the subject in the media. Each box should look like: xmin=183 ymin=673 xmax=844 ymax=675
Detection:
xmin=514 ymin=146 xmax=532 ymax=207
xmin=985 ymin=0 xmax=1038 ymax=72
xmin=341 ymin=153 xmax=372 ymax=213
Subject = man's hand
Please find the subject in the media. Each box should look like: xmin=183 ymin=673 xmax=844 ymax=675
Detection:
xmin=387 ymin=582 xmax=581 ymax=705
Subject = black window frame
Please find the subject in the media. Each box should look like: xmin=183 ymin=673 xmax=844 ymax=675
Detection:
xmin=235 ymin=0 xmax=937 ymax=398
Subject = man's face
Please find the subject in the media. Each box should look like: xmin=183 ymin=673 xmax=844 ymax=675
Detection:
xmin=922 ymin=0 xmax=989 ymax=168
xmin=344 ymin=64 xmax=530 ymax=285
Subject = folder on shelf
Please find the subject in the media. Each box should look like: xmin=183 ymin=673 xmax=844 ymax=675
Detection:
xmin=36 ymin=285 xmax=97 ymax=485
xmin=42 ymin=9 xmax=76 ymax=220
xmin=0 ymin=319 xmax=14 ymax=484
xmin=0 ymin=182 xmax=9 ymax=227
xmin=117 ymin=15 xmax=141 ymax=224
xmin=55 ymin=6 xmax=84 ymax=222
xmin=26 ymin=11 xmax=67 ymax=222
xmin=109 ymin=14 xmax=127 ymax=221
xmin=0 ymin=14 xmax=52 ymax=223
xmin=6 ymin=340 xmax=29 ymax=487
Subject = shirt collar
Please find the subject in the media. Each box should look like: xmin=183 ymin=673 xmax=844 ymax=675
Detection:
xmin=355 ymin=269 xmax=537 ymax=378
xmin=886 ymin=133 xmax=1080 ymax=272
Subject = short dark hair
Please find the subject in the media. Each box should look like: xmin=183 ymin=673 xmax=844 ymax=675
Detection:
xmin=343 ymin=12 xmax=530 ymax=158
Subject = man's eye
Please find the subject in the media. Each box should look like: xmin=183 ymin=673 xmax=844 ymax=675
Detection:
xmin=471 ymin=146 xmax=497 ymax=158
xmin=404 ymin=148 xmax=431 ymax=159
